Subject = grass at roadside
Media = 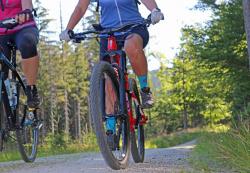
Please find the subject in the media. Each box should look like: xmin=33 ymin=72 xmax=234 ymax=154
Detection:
xmin=145 ymin=129 xmax=202 ymax=149
xmin=0 ymin=133 xmax=99 ymax=162
xmin=190 ymin=124 xmax=250 ymax=173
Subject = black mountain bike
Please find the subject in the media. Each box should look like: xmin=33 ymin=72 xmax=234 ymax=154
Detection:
xmin=0 ymin=18 xmax=42 ymax=162
xmin=70 ymin=16 xmax=158 ymax=170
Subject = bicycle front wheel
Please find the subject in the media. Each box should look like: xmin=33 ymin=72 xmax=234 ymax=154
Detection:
xmin=90 ymin=61 xmax=130 ymax=170
xmin=15 ymin=79 xmax=39 ymax=162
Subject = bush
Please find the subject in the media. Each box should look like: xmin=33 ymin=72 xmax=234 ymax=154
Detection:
xmin=44 ymin=133 xmax=67 ymax=151
xmin=145 ymin=130 xmax=201 ymax=149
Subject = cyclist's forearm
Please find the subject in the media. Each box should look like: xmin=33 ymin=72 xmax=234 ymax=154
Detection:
xmin=21 ymin=0 xmax=33 ymax=10
xmin=66 ymin=0 xmax=90 ymax=30
xmin=141 ymin=0 xmax=158 ymax=11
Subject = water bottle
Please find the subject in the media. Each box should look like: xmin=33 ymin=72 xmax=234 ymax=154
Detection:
xmin=4 ymin=79 xmax=17 ymax=108
xmin=4 ymin=79 xmax=12 ymax=106
xmin=10 ymin=79 xmax=17 ymax=108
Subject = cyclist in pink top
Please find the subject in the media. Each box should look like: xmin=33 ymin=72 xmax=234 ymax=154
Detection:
xmin=0 ymin=0 xmax=40 ymax=108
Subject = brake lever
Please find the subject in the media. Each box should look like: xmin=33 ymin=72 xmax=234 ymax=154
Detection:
xmin=0 ymin=18 xmax=18 ymax=29
xmin=2 ymin=18 xmax=17 ymax=25
xmin=146 ymin=13 xmax=165 ymax=26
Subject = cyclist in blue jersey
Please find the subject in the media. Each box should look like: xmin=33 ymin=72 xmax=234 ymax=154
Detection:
xmin=60 ymin=0 xmax=164 ymax=109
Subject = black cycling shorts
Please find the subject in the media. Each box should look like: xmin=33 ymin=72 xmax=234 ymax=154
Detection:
xmin=0 ymin=26 xmax=39 ymax=59
xmin=100 ymin=25 xmax=149 ymax=59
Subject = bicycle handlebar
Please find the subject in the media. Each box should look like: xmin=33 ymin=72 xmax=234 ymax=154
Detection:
xmin=0 ymin=18 xmax=18 ymax=30
xmin=69 ymin=14 xmax=164 ymax=43
xmin=0 ymin=9 xmax=35 ymax=30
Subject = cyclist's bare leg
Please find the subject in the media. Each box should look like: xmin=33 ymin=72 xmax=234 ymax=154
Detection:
xmin=21 ymin=55 xmax=40 ymax=108
xmin=21 ymin=55 xmax=39 ymax=85
xmin=124 ymin=33 xmax=154 ymax=108
xmin=105 ymin=75 xmax=117 ymax=115
xmin=124 ymin=34 xmax=147 ymax=76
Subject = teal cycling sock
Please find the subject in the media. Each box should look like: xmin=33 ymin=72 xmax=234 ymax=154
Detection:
xmin=138 ymin=75 xmax=148 ymax=89
xmin=106 ymin=116 xmax=116 ymax=134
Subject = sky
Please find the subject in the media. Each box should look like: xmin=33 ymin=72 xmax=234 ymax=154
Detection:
xmin=39 ymin=0 xmax=212 ymax=70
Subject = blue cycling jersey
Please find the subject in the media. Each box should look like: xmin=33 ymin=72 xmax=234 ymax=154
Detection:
xmin=99 ymin=0 xmax=143 ymax=28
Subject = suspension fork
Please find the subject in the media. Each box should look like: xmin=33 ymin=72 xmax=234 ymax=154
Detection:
xmin=117 ymin=53 xmax=127 ymax=118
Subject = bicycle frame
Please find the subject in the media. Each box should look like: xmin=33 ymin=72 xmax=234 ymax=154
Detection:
xmin=104 ymin=34 xmax=148 ymax=132
xmin=0 ymin=46 xmax=26 ymax=130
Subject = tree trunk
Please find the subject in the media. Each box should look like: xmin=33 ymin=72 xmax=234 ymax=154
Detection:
xmin=41 ymin=105 xmax=46 ymax=144
xmin=73 ymin=101 xmax=77 ymax=139
xmin=87 ymin=96 xmax=93 ymax=132
xmin=182 ymin=57 xmax=188 ymax=129
xmin=77 ymin=100 xmax=81 ymax=139
xmin=243 ymin=0 xmax=250 ymax=69
xmin=64 ymin=90 xmax=69 ymax=136
xmin=50 ymin=84 xmax=55 ymax=134
xmin=48 ymin=46 xmax=55 ymax=135
xmin=183 ymin=104 xmax=188 ymax=129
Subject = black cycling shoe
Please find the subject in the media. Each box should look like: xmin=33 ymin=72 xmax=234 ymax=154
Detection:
xmin=140 ymin=87 xmax=154 ymax=109
xmin=26 ymin=85 xmax=40 ymax=109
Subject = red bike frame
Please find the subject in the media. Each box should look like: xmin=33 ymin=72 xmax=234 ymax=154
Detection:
xmin=107 ymin=35 xmax=148 ymax=133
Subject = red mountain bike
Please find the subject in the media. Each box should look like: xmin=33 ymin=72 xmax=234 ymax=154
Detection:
xmin=70 ymin=17 xmax=153 ymax=170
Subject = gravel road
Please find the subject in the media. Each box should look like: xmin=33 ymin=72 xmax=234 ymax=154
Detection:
xmin=0 ymin=140 xmax=196 ymax=173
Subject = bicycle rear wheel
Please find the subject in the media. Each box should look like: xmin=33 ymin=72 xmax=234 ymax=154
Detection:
xmin=129 ymin=78 xmax=145 ymax=163
xmin=15 ymin=78 xmax=39 ymax=162
xmin=90 ymin=61 xmax=130 ymax=170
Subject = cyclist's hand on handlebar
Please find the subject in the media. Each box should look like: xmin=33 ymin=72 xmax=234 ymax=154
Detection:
xmin=59 ymin=29 xmax=72 ymax=42
xmin=151 ymin=8 xmax=164 ymax=25
xmin=15 ymin=9 xmax=33 ymax=24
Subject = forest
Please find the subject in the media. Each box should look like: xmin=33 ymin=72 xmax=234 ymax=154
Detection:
xmin=34 ymin=0 xmax=249 ymax=146
xmin=0 ymin=0 xmax=249 ymax=171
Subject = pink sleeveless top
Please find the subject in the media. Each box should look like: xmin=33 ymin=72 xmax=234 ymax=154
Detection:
xmin=0 ymin=0 xmax=36 ymax=35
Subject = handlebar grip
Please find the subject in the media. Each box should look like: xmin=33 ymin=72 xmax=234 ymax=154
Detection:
xmin=68 ymin=30 xmax=74 ymax=39
xmin=161 ymin=15 xmax=164 ymax=20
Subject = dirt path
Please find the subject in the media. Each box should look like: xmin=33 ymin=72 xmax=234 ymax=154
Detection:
xmin=0 ymin=140 xmax=196 ymax=173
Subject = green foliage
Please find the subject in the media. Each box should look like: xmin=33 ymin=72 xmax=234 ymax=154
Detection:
xmin=145 ymin=130 xmax=202 ymax=149
xmin=2 ymin=0 xmax=250 ymax=163
xmin=38 ymin=132 xmax=98 ymax=157
xmin=191 ymin=123 xmax=250 ymax=172
xmin=0 ymin=150 xmax=21 ymax=162
xmin=148 ymin=0 xmax=250 ymax=137
xmin=0 ymin=133 xmax=98 ymax=162
xmin=44 ymin=133 xmax=67 ymax=150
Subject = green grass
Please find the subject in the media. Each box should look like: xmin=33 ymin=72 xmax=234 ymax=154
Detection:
xmin=145 ymin=129 xmax=202 ymax=149
xmin=0 ymin=150 xmax=21 ymax=162
xmin=191 ymin=124 xmax=250 ymax=173
xmin=0 ymin=133 xmax=99 ymax=162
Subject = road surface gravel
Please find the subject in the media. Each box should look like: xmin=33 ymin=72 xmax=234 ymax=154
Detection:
xmin=0 ymin=140 xmax=197 ymax=173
